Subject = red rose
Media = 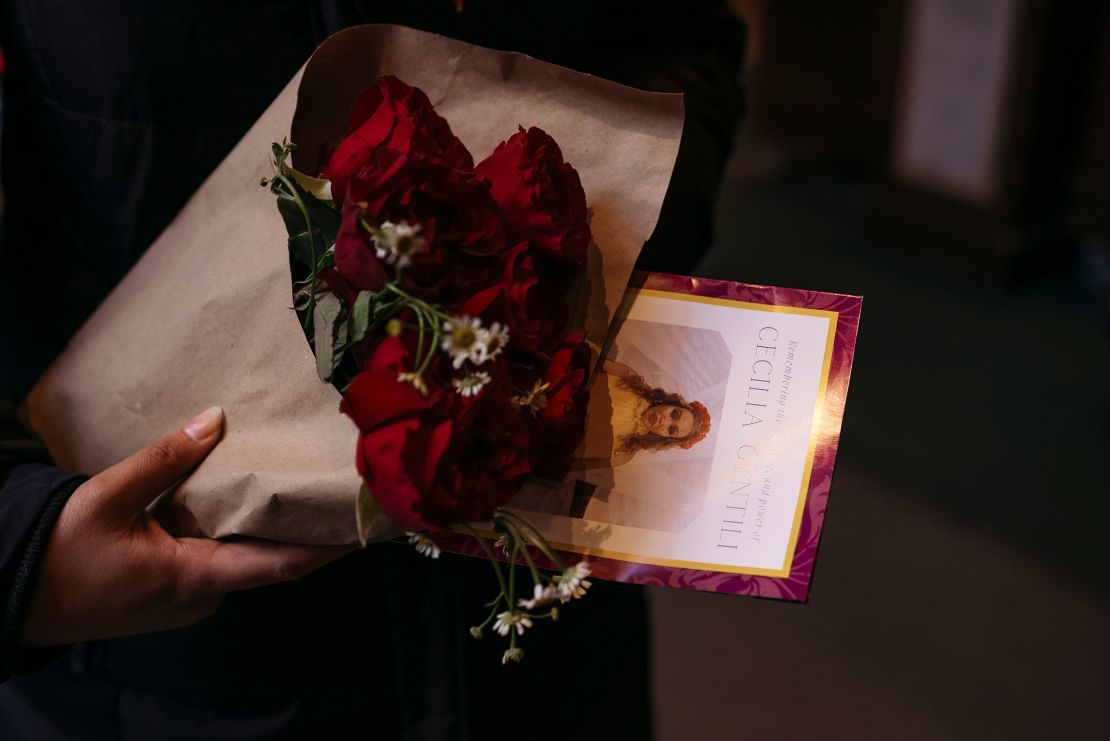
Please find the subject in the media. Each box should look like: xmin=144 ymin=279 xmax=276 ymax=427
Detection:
xmin=343 ymin=372 xmax=443 ymax=531
xmin=501 ymin=241 xmax=569 ymax=354
xmin=540 ymin=334 xmax=592 ymax=427
xmin=476 ymin=126 xmax=591 ymax=271
xmin=321 ymin=201 xmax=390 ymax=305
xmin=341 ymin=338 xmax=532 ymax=530
xmin=329 ymin=149 xmax=505 ymax=308
xmin=322 ymin=76 xmax=473 ymax=204
xmin=525 ymin=334 xmax=592 ymax=480
xmin=414 ymin=388 xmax=532 ymax=527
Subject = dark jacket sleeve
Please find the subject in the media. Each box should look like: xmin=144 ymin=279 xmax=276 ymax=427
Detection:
xmin=0 ymin=0 xmax=323 ymax=688
xmin=0 ymin=423 xmax=87 ymax=683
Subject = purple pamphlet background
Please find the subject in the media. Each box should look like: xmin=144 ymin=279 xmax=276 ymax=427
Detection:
xmin=439 ymin=271 xmax=862 ymax=601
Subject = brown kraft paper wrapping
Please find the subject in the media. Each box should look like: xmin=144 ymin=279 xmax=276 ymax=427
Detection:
xmin=21 ymin=25 xmax=684 ymax=545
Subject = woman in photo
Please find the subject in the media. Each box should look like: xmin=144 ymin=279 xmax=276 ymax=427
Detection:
xmin=576 ymin=356 xmax=712 ymax=470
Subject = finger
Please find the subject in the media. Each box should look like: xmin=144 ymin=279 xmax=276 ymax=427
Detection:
xmin=189 ymin=538 xmax=355 ymax=594
xmin=89 ymin=406 xmax=224 ymax=520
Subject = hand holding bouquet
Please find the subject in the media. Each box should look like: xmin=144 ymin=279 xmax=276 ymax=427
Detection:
xmin=23 ymin=25 xmax=685 ymax=661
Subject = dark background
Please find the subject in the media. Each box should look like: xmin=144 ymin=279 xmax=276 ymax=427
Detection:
xmin=651 ymin=1 xmax=1110 ymax=739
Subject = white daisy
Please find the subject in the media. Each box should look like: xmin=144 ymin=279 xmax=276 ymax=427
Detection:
xmin=554 ymin=561 xmax=592 ymax=602
xmin=405 ymin=531 xmax=441 ymax=559
xmin=441 ymin=315 xmax=485 ymax=369
xmin=397 ymin=371 xmax=428 ymax=395
xmin=371 ymin=220 xmax=426 ymax=268
xmin=452 ymin=371 xmax=491 ymax=397
xmin=492 ymin=610 xmax=533 ymax=637
xmin=517 ymin=582 xmax=559 ymax=610
xmin=476 ymin=321 xmax=510 ymax=363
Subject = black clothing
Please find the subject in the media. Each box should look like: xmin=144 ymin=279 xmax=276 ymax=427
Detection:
xmin=0 ymin=1 xmax=743 ymax=737
xmin=0 ymin=454 xmax=84 ymax=682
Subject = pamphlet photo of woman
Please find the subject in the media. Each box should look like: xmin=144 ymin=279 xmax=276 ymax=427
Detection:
xmin=513 ymin=318 xmax=728 ymax=532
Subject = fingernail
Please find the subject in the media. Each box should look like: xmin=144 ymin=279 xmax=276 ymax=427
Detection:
xmin=183 ymin=406 xmax=224 ymax=441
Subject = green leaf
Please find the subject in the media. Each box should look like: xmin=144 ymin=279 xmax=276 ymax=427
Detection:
xmin=335 ymin=309 xmax=348 ymax=349
xmin=349 ymin=291 xmax=374 ymax=343
xmin=313 ymin=292 xmax=343 ymax=381
xmin=275 ymin=186 xmax=341 ymax=270
xmin=306 ymin=199 xmax=341 ymax=245
xmin=289 ymin=168 xmax=334 ymax=202
xmin=287 ymin=230 xmax=318 ymax=269
xmin=316 ymin=246 xmax=335 ymax=273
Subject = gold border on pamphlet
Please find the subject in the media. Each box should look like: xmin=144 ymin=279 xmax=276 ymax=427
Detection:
xmin=510 ymin=287 xmax=840 ymax=578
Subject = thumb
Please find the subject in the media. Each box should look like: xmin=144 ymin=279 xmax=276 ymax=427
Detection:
xmin=89 ymin=406 xmax=225 ymax=521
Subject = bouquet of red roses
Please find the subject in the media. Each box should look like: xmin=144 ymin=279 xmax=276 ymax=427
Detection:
xmin=23 ymin=25 xmax=683 ymax=662
xmin=263 ymin=76 xmax=595 ymax=662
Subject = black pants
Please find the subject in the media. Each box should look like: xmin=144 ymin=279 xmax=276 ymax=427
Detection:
xmin=0 ymin=546 xmax=652 ymax=740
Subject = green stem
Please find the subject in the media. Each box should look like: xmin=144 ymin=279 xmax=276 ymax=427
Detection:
xmin=412 ymin=305 xmax=428 ymax=372
xmin=464 ymin=524 xmax=510 ymax=601
xmin=507 ymin=539 xmax=519 ymax=608
xmin=416 ymin=324 xmax=441 ymax=378
xmin=384 ymin=283 xmax=453 ymax=323
xmin=529 ymin=610 xmax=560 ymax=620
xmin=275 ymin=173 xmax=320 ymax=332
xmin=497 ymin=509 xmax=567 ymax=571
xmin=494 ymin=516 xmax=545 ymax=587
xmin=475 ymin=599 xmax=503 ymax=632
